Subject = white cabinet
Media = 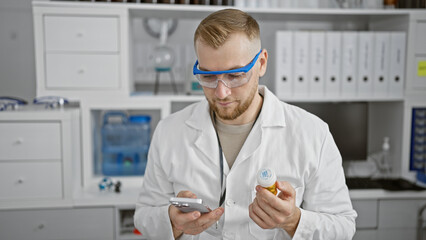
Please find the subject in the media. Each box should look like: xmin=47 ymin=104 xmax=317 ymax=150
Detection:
xmin=33 ymin=4 xmax=130 ymax=99
xmin=0 ymin=207 xmax=115 ymax=240
xmin=377 ymin=199 xmax=426 ymax=240
xmin=0 ymin=107 xmax=80 ymax=209
xmin=352 ymin=199 xmax=378 ymax=229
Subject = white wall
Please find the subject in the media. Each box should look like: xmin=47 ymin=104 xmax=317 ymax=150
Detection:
xmin=0 ymin=0 xmax=36 ymax=102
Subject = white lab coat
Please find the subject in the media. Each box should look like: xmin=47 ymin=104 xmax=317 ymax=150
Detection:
xmin=134 ymin=86 xmax=357 ymax=240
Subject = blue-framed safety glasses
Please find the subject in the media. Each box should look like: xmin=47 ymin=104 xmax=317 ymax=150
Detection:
xmin=193 ymin=49 xmax=262 ymax=88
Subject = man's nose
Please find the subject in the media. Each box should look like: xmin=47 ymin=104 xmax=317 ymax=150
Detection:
xmin=215 ymin=79 xmax=231 ymax=99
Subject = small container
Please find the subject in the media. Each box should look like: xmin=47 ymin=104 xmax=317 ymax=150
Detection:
xmin=257 ymin=168 xmax=277 ymax=195
xmin=101 ymin=111 xmax=151 ymax=176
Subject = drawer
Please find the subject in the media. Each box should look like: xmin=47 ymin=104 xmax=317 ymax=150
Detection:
xmin=46 ymin=53 xmax=120 ymax=89
xmin=0 ymin=122 xmax=61 ymax=160
xmin=44 ymin=15 xmax=119 ymax=52
xmin=352 ymin=199 xmax=378 ymax=229
xmin=0 ymin=207 xmax=114 ymax=240
xmin=0 ymin=161 xmax=62 ymax=200
xmin=378 ymin=199 xmax=426 ymax=228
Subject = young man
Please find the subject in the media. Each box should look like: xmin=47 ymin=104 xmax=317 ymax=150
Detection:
xmin=134 ymin=9 xmax=357 ymax=239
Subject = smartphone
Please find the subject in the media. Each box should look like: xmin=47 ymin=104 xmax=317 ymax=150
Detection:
xmin=169 ymin=197 xmax=211 ymax=213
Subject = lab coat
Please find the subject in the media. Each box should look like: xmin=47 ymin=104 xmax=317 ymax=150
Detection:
xmin=134 ymin=86 xmax=357 ymax=240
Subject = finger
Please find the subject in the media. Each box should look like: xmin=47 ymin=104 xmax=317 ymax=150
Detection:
xmin=256 ymin=185 xmax=291 ymax=215
xmin=171 ymin=207 xmax=202 ymax=229
xmin=252 ymin=198 xmax=277 ymax=228
xmin=177 ymin=190 xmax=197 ymax=199
xmin=249 ymin=203 xmax=271 ymax=229
xmin=185 ymin=207 xmax=224 ymax=230
xmin=276 ymin=181 xmax=296 ymax=200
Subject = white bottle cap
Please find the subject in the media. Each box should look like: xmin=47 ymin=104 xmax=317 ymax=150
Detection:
xmin=257 ymin=168 xmax=276 ymax=188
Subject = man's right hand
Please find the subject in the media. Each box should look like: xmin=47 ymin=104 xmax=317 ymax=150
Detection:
xmin=168 ymin=191 xmax=224 ymax=239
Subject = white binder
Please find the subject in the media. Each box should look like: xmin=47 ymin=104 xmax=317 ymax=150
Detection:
xmin=373 ymin=32 xmax=390 ymax=98
xmin=357 ymin=32 xmax=374 ymax=98
xmin=388 ymin=32 xmax=406 ymax=98
xmin=341 ymin=32 xmax=358 ymax=98
xmin=309 ymin=32 xmax=325 ymax=98
xmin=325 ymin=32 xmax=341 ymax=98
xmin=275 ymin=31 xmax=293 ymax=99
xmin=293 ymin=31 xmax=309 ymax=98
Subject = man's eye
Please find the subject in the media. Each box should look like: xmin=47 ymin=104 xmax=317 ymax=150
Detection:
xmin=228 ymin=73 xmax=244 ymax=79
xmin=201 ymin=75 xmax=216 ymax=81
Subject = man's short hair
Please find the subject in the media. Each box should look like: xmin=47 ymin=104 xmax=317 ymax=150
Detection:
xmin=194 ymin=9 xmax=260 ymax=49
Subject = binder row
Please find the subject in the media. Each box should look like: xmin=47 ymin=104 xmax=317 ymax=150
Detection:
xmin=275 ymin=31 xmax=406 ymax=100
xmin=410 ymin=108 xmax=426 ymax=171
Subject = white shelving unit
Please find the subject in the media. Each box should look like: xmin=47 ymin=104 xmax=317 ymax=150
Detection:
xmin=0 ymin=106 xmax=80 ymax=210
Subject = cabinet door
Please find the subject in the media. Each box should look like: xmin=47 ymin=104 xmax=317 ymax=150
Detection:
xmin=352 ymin=199 xmax=378 ymax=229
xmin=353 ymin=230 xmax=377 ymax=240
xmin=0 ymin=207 xmax=115 ymax=240
xmin=378 ymin=199 xmax=426 ymax=240
xmin=379 ymin=199 xmax=426 ymax=228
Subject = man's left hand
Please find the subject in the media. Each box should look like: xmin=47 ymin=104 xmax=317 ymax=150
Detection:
xmin=248 ymin=181 xmax=301 ymax=237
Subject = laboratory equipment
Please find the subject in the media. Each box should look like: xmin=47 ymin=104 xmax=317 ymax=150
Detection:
xmin=143 ymin=18 xmax=178 ymax=94
xmin=0 ymin=97 xmax=27 ymax=111
xmin=101 ymin=111 xmax=151 ymax=176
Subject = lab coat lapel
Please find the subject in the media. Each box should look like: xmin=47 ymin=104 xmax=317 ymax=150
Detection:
xmin=233 ymin=86 xmax=287 ymax=168
xmin=185 ymin=100 xmax=221 ymax=168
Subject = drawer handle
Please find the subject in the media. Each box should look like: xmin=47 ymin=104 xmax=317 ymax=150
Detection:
xmin=76 ymin=32 xmax=83 ymax=38
xmin=17 ymin=178 xmax=24 ymax=184
xmin=78 ymin=69 xmax=85 ymax=74
xmin=15 ymin=138 xmax=23 ymax=144
xmin=38 ymin=223 xmax=45 ymax=229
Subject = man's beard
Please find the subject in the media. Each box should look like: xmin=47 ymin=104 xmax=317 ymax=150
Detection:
xmin=208 ymin=84 xmax=258 ymax=121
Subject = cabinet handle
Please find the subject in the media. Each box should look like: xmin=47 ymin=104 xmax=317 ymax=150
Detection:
xmin=17 ymin=178 xmax=24 ymax=184
xmin=76 ymin=32 xmax=83 ymax=38
xmin=38 ymin=223 xmax=45 ymax=229
xmin=78 ymin=69 xmax=85 ymax=74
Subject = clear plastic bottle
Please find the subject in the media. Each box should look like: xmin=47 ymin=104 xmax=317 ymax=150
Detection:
xmin=257 ymin=168 xmax=277 ymax=195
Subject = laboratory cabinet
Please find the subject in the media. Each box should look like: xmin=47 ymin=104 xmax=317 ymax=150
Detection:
xmin=0 ymin=207 xmax=115 ymax=240
xmin=0 ymin=107 xmax=80 ymax=209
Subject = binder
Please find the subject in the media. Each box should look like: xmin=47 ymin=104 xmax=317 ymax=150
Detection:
xmin=357 ymin=32 xmax=374 ymax=98
xmin=293 ymin=31 xmax=309 ymax=98
xmin=388 ymin=32 xmax=406 ymax=98
xmin=325 ymin=32 xmax=341 ymax=98
xmin=309 ymin=32 xmax=325 ymax=98
xmin=341 ymin=32 xmax=358 ymax=98
xmin=373 ymin=32 xmax=390 ymax=98
xmin=275 ymin=31 xmax=293 ymax=99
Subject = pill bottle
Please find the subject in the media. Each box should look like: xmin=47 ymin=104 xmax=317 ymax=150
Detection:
xmin=257 ymin=168 xmax=277 ymax=195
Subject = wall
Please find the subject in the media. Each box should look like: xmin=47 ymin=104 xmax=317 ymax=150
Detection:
xmin=0 ymin=0 xmax=36 ymax=102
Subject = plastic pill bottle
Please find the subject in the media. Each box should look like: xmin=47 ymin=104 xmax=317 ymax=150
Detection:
xmin=257 ymin=168 xmax=277 ymax=195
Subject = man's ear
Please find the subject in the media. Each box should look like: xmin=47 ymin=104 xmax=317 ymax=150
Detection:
xmin=258 ymin=49 xmax=268 ymax=77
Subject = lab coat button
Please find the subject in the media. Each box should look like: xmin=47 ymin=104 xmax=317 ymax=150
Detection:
xmin=223 ymin=231 xmax=234 ymax=239
xmin=226 ymin=199 xmax=234 ymax=207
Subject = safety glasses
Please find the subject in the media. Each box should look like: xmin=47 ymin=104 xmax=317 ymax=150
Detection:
xmin=193 ymin=49 xmax=262 ymax=89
